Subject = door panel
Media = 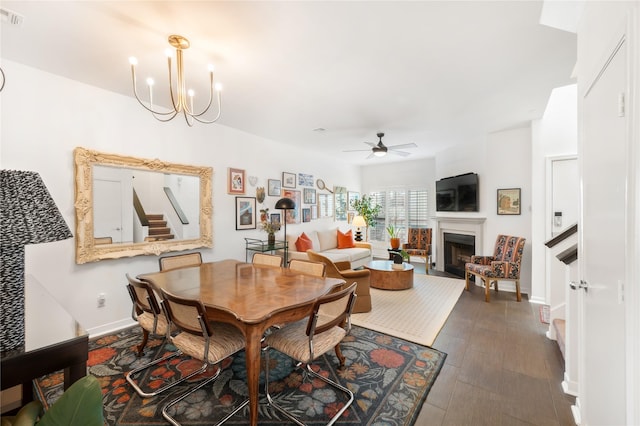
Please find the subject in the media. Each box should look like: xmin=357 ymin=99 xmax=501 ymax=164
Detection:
xmin=579 ymin=37 xmax=627 ymax=425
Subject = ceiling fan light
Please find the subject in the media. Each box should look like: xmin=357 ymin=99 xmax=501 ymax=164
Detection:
xmin=374 ymin=150 xmax=386 ymax=157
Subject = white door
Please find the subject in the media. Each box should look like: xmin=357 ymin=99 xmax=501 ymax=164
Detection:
xmin=93 ymin=178 xmax=124 ymax=243
xmin=578 ymin=35 xmax=627 ymax=424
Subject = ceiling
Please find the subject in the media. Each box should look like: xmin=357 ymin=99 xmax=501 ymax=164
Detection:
xmin=0 ymin=1 xmax=576 ymax=165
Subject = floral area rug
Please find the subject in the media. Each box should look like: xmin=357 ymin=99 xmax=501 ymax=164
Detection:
xmin=34 ymin=325 xmax=446 ymax=425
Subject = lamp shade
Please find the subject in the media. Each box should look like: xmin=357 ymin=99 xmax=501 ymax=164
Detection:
xmin=352 ymin=215 xmax=367 ymax=227
xmin=1 ymin=170 xmax=73 ymax=245
xmin=275 ymin=197 xmax=296 ymax=210
xmin=1 ymin=170 xmax=72 ymax=351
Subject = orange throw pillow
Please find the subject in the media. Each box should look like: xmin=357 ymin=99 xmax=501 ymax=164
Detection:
xmin=295 ymin=232 xmax=313 ymax=252
xmin=337 ymin=229 xmax=355 ymax=248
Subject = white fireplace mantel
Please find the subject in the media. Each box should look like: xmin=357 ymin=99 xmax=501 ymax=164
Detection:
xmin=435 ymin=216 xmax=486 ymax=271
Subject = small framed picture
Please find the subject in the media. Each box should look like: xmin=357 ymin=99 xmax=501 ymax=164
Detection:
xmin=303 ymin=188 xmax=316 ymax=204
xmin=298 ymin=173 xmax=314 ymax=187
xmin=270 ymin=213 xmax=281 ymax=229
xmin=282 ymin=172 xmax=297 ymax=189
xmin=497 ymin=188 xmax=521 ymax=215
xmin=302 ymin=208 xmax=311 ymax=222
xmin=235 ymin=197 xmax=256 ymax=230
xmin=228 ymin=168 xmax=245 ymax=194
xmin=268 ymin=179 xmax=281 ymax=196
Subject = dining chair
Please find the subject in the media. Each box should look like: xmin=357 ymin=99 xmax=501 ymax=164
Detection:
xmin=263 ymin=282 xmax=357 ymax=426
xmin=288 ymin=258 xmax=326 ymax=277
xmin=125 ymin=274 xmax=184 ymax=398
xmin=158 ymin=252 xmax=202 ymax=271
xmin=159 ymin=288 xmax=248 ymax=426
xmin=252 ymin=252 xmax=283 ymax=267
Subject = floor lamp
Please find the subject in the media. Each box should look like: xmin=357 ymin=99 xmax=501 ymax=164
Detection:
xmin=275 ymin=197 xmax=295 ymax=265
xmin=0 ymin=171 xmax=73 ymax=351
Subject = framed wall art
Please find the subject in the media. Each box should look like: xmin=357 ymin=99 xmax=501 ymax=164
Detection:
xmin=348 ymin=191 xmax=360 ymax=210
xmin=268 ymin=179 xmax=281 ymax=196
xmin=282 ymin=189 xmax=301 ymax=224
xmin=282 ymin=172 xmax=296 ymax=188
xmin=270 ymin=213 xmax=281 ymax=229
xmin=228 ymin=168 xmax=245 ymax=194
xmin=235 ymin=196 xmax=256 ymax=229
xmin=302 ymin=208 xmax=311 ymax=222
xmin=298 ymin=173 xmax=313 ymax=187
xmin=303 ymin=188 xmax=316 ymax=204
xmin=497 ymin=188 xmax=521 ymax=215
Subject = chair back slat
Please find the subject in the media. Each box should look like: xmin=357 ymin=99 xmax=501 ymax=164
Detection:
xmin=159 ymin=289 xmax=211 ymax=337
xmin=289 ymin=259 xmax=326 ymax=277
xmin=159 ymin=252 xmax=203 ymax=271
xmin=308 ymin=282 xmax=357 ymax=336
xmin=126 ymin=274 xmax=161 ymax=316
xmin=252 ymin=253 xmax=283 ymax=267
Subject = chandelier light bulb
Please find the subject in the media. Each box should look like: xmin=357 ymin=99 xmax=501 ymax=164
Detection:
xmin=164 ymin=48 xmax=173 ymax=58
xmin=129 ymin=57 xmax=138 ymax=66
xmin=188 ymin=89 xmax=195 ymax=97
xmin=215 ymin=83 xmax=223 ymax=92
xmin=146 ymin=78 xmax=154 ymax=87
xmin=208 ymin=64 xmax=215 ymax=72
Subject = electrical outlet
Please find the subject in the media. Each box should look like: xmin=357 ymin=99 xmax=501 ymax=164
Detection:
xmin=97 ymin=293 xmax=106 ymax=308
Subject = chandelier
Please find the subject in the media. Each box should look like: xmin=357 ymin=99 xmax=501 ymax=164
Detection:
xmin=129 ymin=35 xmax=222 ymax=126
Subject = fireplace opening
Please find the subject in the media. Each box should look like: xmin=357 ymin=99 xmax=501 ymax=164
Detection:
xmin=444 ymin=232 xmax=475 ymax=278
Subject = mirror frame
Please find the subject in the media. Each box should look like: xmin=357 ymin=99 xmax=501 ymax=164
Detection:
xmin=74 ymin=147 xmax=213 ymax=264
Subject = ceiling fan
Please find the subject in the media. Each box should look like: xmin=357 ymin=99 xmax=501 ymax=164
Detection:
xmin=343 ymin=132 xmax=417 ymax=159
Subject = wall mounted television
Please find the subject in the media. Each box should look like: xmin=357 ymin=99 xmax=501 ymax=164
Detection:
xmin=436 ymin=172 xmax=479 ymax=212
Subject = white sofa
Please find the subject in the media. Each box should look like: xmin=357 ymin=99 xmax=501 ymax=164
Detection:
xmin=286 ymin=228 xmax=372 ymax=268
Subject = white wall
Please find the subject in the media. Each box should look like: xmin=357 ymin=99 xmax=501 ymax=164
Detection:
xmin=530 ymin=84 xmax=578 ymax=303
xmin=435 ymin=127 xmax=533 ymax=296
xmin=1 ymin=60 xmax=361 ymax=336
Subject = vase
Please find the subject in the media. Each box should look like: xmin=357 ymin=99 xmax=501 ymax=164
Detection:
xmin=390 ymin=237 xmax=400 ymax=250
xmin=268 ymin=233 xmax=275 ymax=246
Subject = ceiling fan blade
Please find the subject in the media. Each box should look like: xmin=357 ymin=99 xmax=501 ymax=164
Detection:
xmin=343 ymin=148 xmax=372 ymax=152
xmin=387 ymin=143 xmax=418 ymax=150
xmin=390 ymin=150 xmax=411 ymax=157
xmin=364 ymin=142 xmax=377 ymax=147
xmin=366 ymin=152 xmax=376 ymax=159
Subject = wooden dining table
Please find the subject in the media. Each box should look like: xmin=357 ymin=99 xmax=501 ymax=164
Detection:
xmin=138 ymin=259 xmax=345 ymax=426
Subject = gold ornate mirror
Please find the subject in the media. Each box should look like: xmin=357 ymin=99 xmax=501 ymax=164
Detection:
xmin=74 ymin=147 xmax=213 ymax=264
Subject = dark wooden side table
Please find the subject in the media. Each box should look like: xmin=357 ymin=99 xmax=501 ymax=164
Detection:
xmin=1 ymin=275 xmax=88 ymax=408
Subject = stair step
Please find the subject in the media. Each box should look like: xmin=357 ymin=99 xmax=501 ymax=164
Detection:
xmin=147 ymin=214 xmax=164 ymax=220
xmin=145 ymin=234 xmax=175 ymax=242
xmin=149 ymin=227 xmax=171 ymax=235
xmin=148 ymin=220 xmax=167 ymax=227
xmin=552 ymin=318 xmax=566 ymax=359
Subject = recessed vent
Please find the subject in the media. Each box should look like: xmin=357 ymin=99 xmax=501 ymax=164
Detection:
xmin=0 ymin=8 xmax=24 ymax=26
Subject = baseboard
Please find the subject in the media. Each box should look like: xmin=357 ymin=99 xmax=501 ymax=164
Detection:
xmin=571 ymin=397 xmax=582 ymax=425
xmin=86 ymin=318 xmax=136 ymax=339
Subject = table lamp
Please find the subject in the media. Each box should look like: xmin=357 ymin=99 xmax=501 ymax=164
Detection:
xmin=275 ymin=197 xmax=296 ymax=264
xmin=1 ymin=170 xmax=73 ymax=351
xmin=352 ymin=215 xmax=367 ymax=241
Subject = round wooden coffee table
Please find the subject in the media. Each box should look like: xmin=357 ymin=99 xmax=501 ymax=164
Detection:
xmin=364 ymin=260 xmax=414 ymax=290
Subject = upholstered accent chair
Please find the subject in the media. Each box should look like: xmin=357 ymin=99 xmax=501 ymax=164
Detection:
xmin=263 ymin=282 xmax=357 ymax=426
xmin=158 ymin=252 xmax=202 ymax=271
xmin=402 ymin=228 xmax=432 ymax=266
xmin=307 ymin=250 xmax=372 ymax=313
xmin=465 ymin=235 xmax=526 ymax=302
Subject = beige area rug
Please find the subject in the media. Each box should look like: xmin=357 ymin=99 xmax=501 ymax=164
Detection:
xmin=351 ymin=273 xmax=466 ymax=346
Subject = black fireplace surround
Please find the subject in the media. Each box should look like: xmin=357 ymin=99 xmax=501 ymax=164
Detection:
xmin=443 ymin=232 xmax=475 ymax=278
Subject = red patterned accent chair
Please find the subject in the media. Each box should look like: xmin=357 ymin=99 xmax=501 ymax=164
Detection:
xmin=465 ymin=235 xmax=526 ymax=302
xmin=402 ymin=228 xmax=432 ymax=266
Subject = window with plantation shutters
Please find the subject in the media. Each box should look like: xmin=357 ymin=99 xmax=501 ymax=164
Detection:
xmin=367 ymin=188 xmax=428 ymax=243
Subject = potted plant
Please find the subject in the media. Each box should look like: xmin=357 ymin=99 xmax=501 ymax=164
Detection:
xmin=387 ymin=224 xmax=400 ymax=249
xmin=260 ymin=208 xmax=280 ymax=246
